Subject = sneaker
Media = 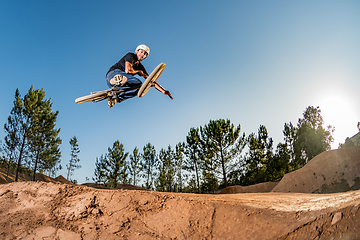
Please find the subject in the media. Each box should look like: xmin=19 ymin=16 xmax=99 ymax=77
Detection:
xmin=110 ymin=74 xmax=128 ymax=86
xmin=107 ymin=94 xmax=122 ymax=108
xmin=108 ymin=98 xmax=116 ymax=108
xmin=107 ymin=95 xmax=117 ymax=108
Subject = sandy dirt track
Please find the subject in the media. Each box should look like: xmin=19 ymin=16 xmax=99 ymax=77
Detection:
xmin=0 ymin=182 xmax=360 ymax=239
xmin=0 ymin=146 xmax=359 ymax=239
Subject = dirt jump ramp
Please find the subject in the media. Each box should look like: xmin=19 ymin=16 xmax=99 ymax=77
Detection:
xmin=1 ymin=181 xmax=360 ymax=239
xmin=219 ymin=181 xmax=279 ymax=194
xmin=272 ymin=146 xmax=360 ymax=194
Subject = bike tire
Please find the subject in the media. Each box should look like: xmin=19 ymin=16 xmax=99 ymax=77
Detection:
xmin=75 ymin=90 xmax=109 ymax=103
xmin=137 ymin=63 xmax=166 ymax=98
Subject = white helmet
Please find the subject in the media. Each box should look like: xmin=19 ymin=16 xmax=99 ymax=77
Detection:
xmin=136 ymin=44 xmax=150 ymax=55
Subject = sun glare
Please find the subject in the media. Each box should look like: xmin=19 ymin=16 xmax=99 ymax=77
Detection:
xmin=316 ymin=91 xmax=358 ymax=149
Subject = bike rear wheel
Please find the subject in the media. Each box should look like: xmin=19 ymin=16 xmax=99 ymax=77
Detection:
xmin=75 ymin=90 xmax=109 ymax=103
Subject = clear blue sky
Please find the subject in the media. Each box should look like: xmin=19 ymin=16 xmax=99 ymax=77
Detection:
xmin=1 ymin=1 xmax=359 ymax=183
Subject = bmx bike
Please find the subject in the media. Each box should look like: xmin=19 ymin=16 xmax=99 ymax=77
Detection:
xmin=75 ymin=62 xmax=166 ymax=105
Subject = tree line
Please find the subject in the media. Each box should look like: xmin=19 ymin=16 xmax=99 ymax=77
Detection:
xmin=0 ymin=87 xmax=336 ymax=190
xmin=0 ymin=87 xmax=81 ymax=182
xmin=93 ymin=106 xmax=335 ymax=193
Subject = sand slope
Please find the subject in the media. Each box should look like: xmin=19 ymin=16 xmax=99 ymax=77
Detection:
xmin=272 ymin=146 xmax=360 ymax=193
xmin=0 ymin=181 xmax=359 ymax=239
xmin=219 ymin=181 xmax=279 ymax=194
xmin=0 ymin=146 xmax=360 ymax=239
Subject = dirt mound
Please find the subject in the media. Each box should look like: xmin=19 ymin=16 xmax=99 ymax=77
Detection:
xmin=0 ymin=166 xmax=58 ymax=184
xmin=0 ymin=167 xmax=29 ymax=183
xmin=0 ymin=181 xmax=359 ymax=239
xmin=81 ymin=183 xmax=111 ymax=189
xmin=219 ymin=181 xmax=279 ymax=194
xmin=0 ymin=174 xmax=7 ymax=184
xmin=81 ymin=183 xmax=149 ymax=191
xmin=0 ymin=166 xmax=72 ymax=185
xmin=1 ymin=147 xmax=359 ymax=239
xmin=34 ymin=173 xmax=58 ymax=183
xmin=116 ymin=184 xmax=149 ymax=191
xmin=272 ymin=146 xmax=360 ymax=194
xmin=55 ymin=175 xmax=75 ymax=185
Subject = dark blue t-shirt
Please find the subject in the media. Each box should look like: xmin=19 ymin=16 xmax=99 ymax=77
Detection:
xmin=107 ymin=52 xmax=148 ymax=75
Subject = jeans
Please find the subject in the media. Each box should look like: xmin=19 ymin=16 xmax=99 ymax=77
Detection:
xmin=106 ymin=69 xmax=143 ymax=101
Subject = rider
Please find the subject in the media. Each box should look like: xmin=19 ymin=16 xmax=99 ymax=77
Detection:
xmin=106 ymin=44 xmax=172 ymax=108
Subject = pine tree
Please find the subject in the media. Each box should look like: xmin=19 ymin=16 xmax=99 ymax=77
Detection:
xmin=293 ymin=106 xmax=334 ymax=167
xmin=174 ymin=142 xmax=185 ymax=192
xmin=200 ymin=119 xmax=246 ymax=188
xmin=244 ymin=125 xmax=273 ymax=185
xmin=129 ymin=147 xmax=143 ymax=186
xmin=141 ymin=143 xmax=157 ymax=190
xmin=185 ymin=127 xmax=202 ymax=193
xmin=66 ymin=136 xmax=81 ymax=180
xmin=156 ymin=145 xmax=175 ymax=192
xmin=28 ymin=97 xmax=61 ymax=180
xmin=4 ymin=87 xmax=60 ymax=182
xmin=199 ymin=134 xmax=218 ymax=193
xmin=282 ymin=122 xmax=296 ymax=167
xmin=93 ymin=155 xmax=107 ymax=185
xmin=104 ymin=140 xmax=128 ymax=187
xmin=2 ymin=122 xmax=18 ymax=180
xmin=5 ymin=88 xmax=28 ymax=182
